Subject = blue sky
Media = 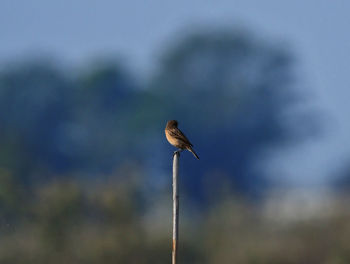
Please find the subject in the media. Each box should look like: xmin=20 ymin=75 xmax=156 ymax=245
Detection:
xmin=1 ymin=0 xmax=349 ymax=186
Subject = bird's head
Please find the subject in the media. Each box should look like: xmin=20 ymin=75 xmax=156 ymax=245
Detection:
xmin=166 ymin=120 xmax=178 ymax=128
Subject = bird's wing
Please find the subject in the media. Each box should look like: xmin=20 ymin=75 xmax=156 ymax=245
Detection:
xmin=168 ymin=128 xmax=193 ymax=146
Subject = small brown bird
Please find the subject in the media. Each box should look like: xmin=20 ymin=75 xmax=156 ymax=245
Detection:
xmin=165 ymin=120 xmax=199 ymax=160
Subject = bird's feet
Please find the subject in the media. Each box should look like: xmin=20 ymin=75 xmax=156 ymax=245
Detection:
xmin=173 ymin=149 xmax=183 ymax=157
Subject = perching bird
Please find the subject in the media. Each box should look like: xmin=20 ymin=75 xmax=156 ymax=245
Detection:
xmin=165 ymin=120 xmax=199 ymax=160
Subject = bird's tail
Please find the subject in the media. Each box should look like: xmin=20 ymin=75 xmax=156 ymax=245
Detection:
xmin=187 ymin=146 xmax=199 ymax=160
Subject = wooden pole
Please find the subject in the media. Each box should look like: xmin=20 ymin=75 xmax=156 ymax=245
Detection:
xmin=172 ymin=151 xmax=180 ymax=264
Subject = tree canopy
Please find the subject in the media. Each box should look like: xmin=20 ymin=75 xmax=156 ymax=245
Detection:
xmin=0 ymin=29 xmax=308 ymax=201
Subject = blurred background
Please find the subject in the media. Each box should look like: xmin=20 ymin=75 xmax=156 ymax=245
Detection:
xmin=1 ymin=1 xmax=350 ymax=263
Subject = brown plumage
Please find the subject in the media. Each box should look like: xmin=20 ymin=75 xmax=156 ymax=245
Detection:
xmin=165 ymin=120 xmax=199 ymax=160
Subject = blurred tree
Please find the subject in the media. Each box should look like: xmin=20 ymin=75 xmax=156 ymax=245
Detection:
xmin=147 ymin=29 xmax=303 ymax=201
xmin=64 ymin=61 xmax=140 ymax=172
xmin=0 ymin=61 xmax=73 ymax=181
xmin=333 ymin=163 xmax=350 ymax=191
xmin=0 ymin=29 xmax=312 ymax=203
xmin=0 ymin=60 xmax=140 ymax=182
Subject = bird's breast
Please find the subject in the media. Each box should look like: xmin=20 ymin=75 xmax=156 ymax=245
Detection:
xmin=165 ymin=129 xmax=180 ymax=147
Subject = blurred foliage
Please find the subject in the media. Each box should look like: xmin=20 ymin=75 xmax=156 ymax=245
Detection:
xmin=0 ymin=174 xmax=350 ymax=264
xmin=333 ymin=163 xmax=350 ymax=193
xmin=0 ymin=29 xmax=311 ymax=202
xmin=147 ymin=30 xmax=300 ymax=200
xmin=0 ymin=28 xmax=332 ymax=262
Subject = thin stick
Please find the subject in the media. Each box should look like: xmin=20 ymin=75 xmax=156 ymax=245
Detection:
xmin=172 ymin=151 xmax=180 ymax=264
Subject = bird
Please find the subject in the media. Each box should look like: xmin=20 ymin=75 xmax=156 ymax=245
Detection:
xmin=165 ymin=120 xmax=199 ymax=160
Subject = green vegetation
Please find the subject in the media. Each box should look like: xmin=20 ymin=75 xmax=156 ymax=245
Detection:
xmin=0 ymin=173 xmax=350 ymax=263
xmin=0 ymin=28 xmax=346 ymax=263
